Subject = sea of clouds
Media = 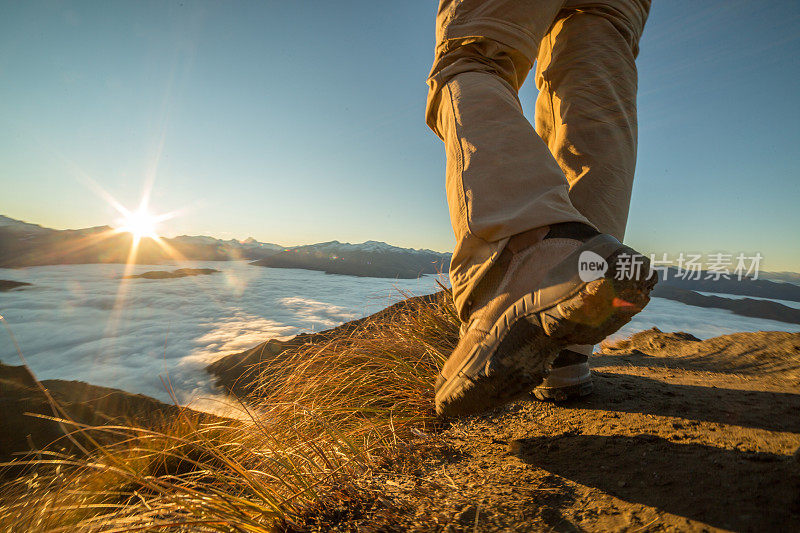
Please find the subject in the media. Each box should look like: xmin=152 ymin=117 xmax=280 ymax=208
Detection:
xmin=1 ymin=261 xmax=798 ymax=412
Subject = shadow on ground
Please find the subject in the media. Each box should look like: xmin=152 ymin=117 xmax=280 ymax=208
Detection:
xmin=580 ymin=371 xmax=800 ymax=433
xmin=512 ymin=433 xmax=800 ymax=531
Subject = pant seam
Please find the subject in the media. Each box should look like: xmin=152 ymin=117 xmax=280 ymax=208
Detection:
xmin=438 ymin=17 xmax=543 ymax=64
xmin=443 ymin=16 xmax=537 ymax=44
xmin=444 ymin=83 xmax=470 ymax=234
xmin=545 ymin=25 xmax=558 ymax=156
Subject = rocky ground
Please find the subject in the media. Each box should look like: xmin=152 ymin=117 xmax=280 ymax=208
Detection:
xmin=318 ymin=328 xmax=800 ymax=532
xmin=0 ymin=363 xmax=214 ymax=477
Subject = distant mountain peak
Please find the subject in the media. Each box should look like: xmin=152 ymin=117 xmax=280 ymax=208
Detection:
xmin=0 ymin=215 xmax=48 ymax=233
xmin=0 ymin=214 xmax=447 ymax=269
xmin=291 ymin=239 xmax=447 ymax=257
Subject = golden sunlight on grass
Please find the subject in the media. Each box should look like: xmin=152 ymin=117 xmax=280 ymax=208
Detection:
xmin=0 ymin=289 xmax=459 ymax=531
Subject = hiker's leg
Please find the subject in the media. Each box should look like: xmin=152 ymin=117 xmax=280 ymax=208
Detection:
xmin=426 ymin=0 xmax=592 ymax=320
xmin=535 ymin=0 xmax=651 ymax=241
xmin=531 ymin=1 xmax=650 ymax=395
xmin=429 ymin=1 xmax=658 ymax=418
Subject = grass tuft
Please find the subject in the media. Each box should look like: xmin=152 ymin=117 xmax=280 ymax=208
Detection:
xmin=0 ymin=289 xmax=458 ymax=531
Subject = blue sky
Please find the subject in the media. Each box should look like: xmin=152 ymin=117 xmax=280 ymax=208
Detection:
xmin=1 ymin=1 xmax=798 ymax=270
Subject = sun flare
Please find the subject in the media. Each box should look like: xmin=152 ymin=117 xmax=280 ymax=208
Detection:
xmin=116 ymin=208 xmax=160 ymax=240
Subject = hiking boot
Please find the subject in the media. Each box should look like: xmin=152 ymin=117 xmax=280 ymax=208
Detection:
xmin=531 ymin=347 xmax=593 ymax=401
xmin=435 ymin=222 xmax=656 ymax=418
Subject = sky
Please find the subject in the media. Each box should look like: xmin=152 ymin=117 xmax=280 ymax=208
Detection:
xmin=1 ymin=1 xmax=798 ymax=270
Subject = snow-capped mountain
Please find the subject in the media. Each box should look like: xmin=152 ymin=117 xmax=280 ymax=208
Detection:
xmin=293 ymin=240 xmax=444 ymax=256
xmin=171 ymin=235 xmax=284 ymax=251
xmin=239 ymin=237 xmax=284 ymax=251
xmin=252 ymin=240 xmax=450 ymax=279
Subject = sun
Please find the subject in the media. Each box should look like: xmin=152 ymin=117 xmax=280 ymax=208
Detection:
xmin=117 ymin=208 xmax=160 ymax=240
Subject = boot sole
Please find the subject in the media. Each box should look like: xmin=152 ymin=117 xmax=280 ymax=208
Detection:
xmin=532 ymin=361 xmax=594 ymax=402
xmin=532 ymin=378 xmax=594 ymax=402
xmin=436 ymin=245 xmax=656 ymax=418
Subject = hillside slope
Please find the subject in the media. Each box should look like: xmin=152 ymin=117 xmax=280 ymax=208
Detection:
xmin=209 ymin=297 xmax=800 ymax=532
xmin=3 ymin=293 xmax=798 ymax=531
xmin=0 ymin=363 xmax=216 ymax=476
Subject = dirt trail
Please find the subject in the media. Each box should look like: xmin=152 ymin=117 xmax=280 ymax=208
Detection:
xmin=342 ymin=329 xmax=800 ymax=532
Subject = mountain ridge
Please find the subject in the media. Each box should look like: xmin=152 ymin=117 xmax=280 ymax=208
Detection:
xmin=0 ymin=215 xmax=451 ymax=275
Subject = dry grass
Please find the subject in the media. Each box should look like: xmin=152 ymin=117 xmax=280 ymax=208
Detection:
xmin=0 ymin=289 xmax=459 ymax=532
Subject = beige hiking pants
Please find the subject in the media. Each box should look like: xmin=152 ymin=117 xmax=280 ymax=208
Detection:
xmin=426 ymin=0 xmax=651 ymax=321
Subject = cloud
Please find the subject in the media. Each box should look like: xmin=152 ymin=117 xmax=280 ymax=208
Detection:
xmin=276 ymin=296 xmax=357 ymax=329
xmin=0 ymin=262 xmax=443 ymax=409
